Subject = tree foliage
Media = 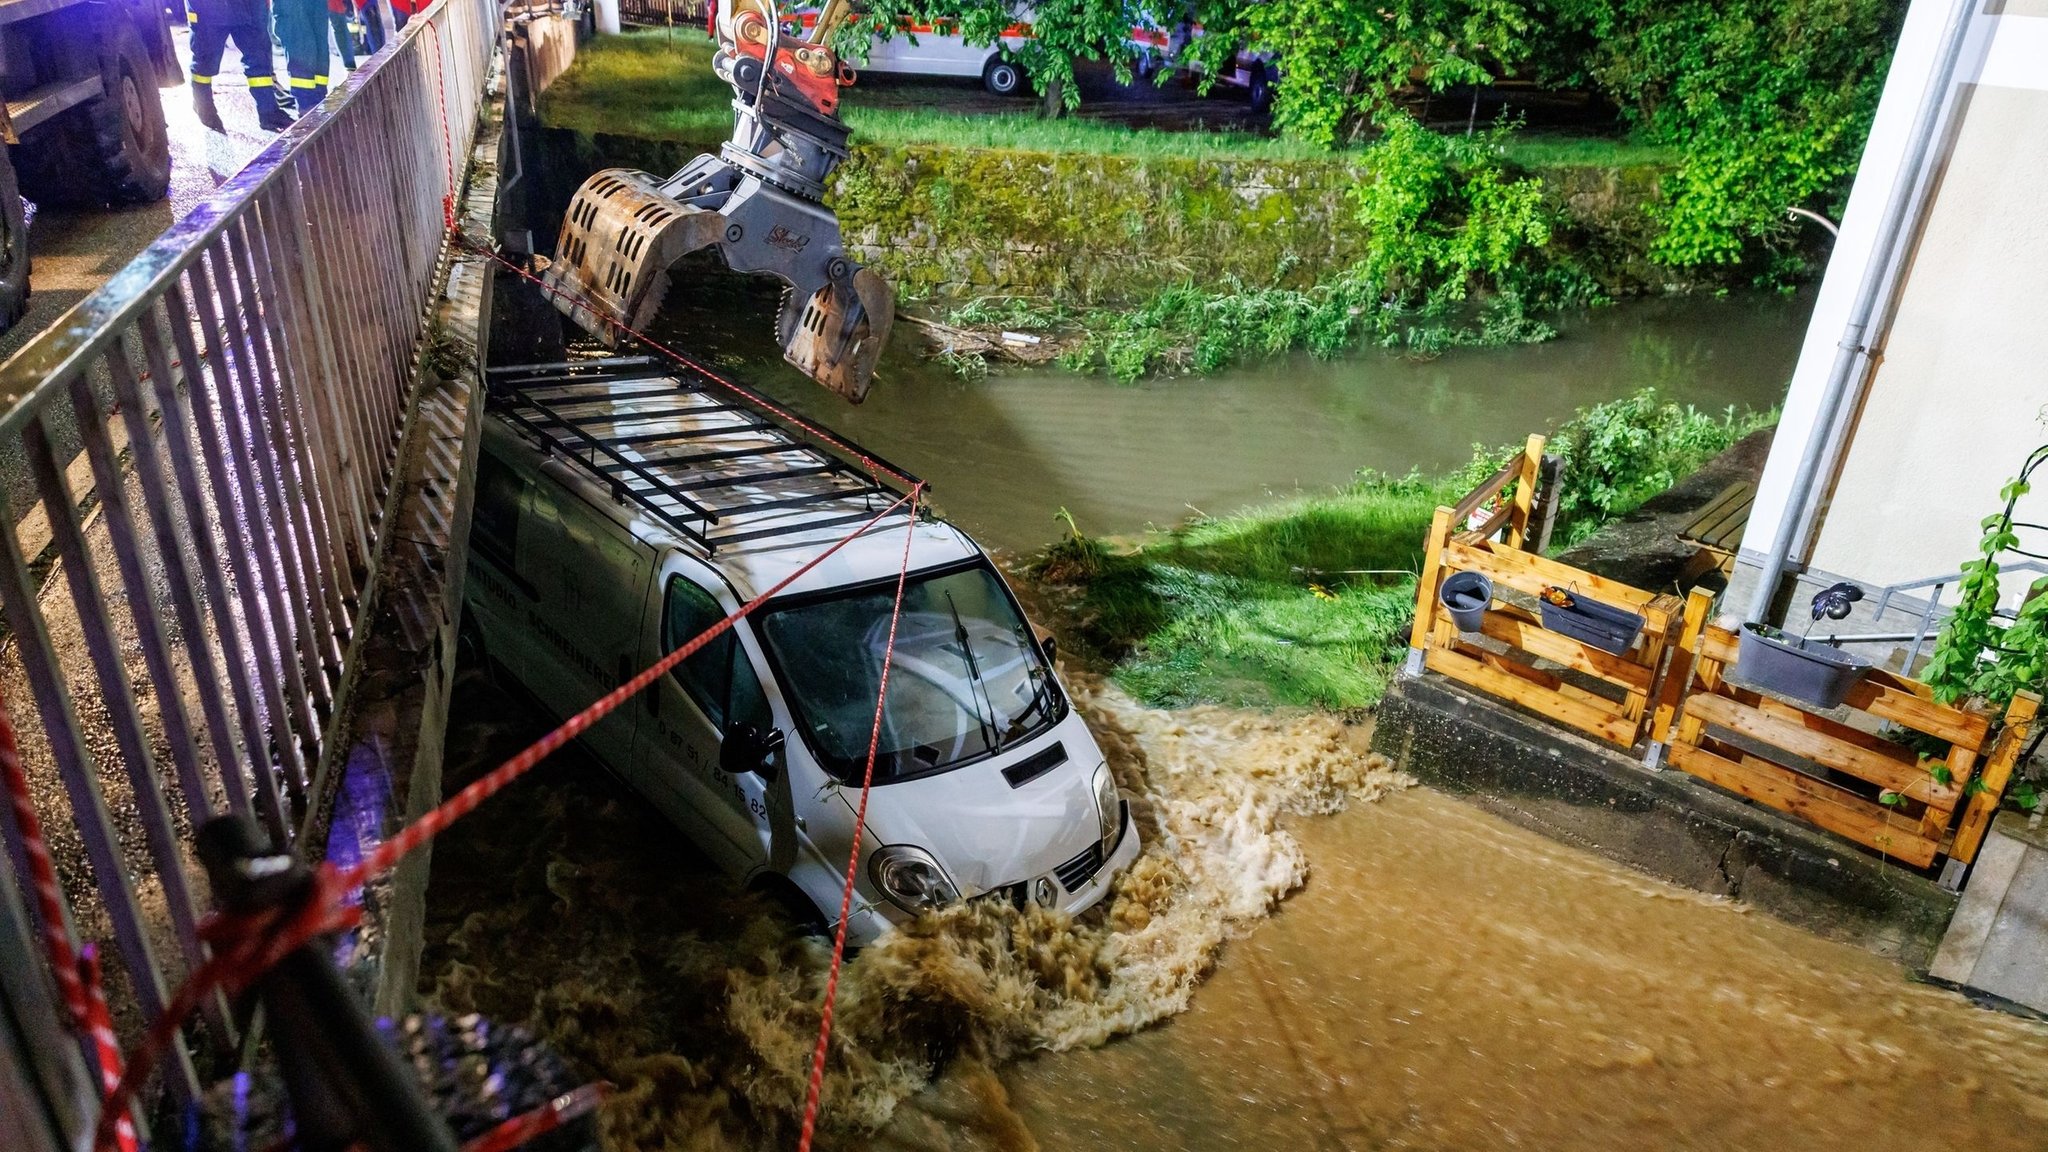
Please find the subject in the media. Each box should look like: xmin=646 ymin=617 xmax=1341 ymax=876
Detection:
xmin=1548 ymin=0 xmax=1902 ymax=268
xmin=1925 ymin=468 xmax=2048 ymax=710
xmin=837 ymin=0 xmax=1902 ymax=268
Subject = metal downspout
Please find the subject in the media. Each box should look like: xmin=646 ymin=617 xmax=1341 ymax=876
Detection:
xmin=1743 ymin=0 xmax=1979 ymax=624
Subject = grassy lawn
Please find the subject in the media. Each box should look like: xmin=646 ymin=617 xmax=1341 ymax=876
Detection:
xmin=1044 ymin=391 xmax=1775 ymax=711
xmin=1037 ymin=475 xmax=1457 ymax=710
xmin=543 ymin=30 xmax=1668 ymax=168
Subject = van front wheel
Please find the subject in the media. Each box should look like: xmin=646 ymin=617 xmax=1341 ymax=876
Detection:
xmin=752 ymin=875 xmax=828 ymax=938
xmin=983 ymin=57 xmax=1023 ymax=97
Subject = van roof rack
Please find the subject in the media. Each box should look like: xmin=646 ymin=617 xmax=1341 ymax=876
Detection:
xmin=484 ymin=356 xmax=924 ymax=552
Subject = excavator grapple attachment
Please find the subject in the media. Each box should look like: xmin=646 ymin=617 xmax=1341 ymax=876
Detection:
xmin=542 ymin=0 xmax=894 ymax=402
xmin=546 ymin=170 xmax=729 ymax=339
xmin=782 ymin=268 xmax=894 ymax=403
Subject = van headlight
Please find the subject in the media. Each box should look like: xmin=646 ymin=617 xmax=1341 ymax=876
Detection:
xmin=1093 ymin=763 xmax=1120 ymax=852
xmin=868 ymin=845 xmax=959 ymax=913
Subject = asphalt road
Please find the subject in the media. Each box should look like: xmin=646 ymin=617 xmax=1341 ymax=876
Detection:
xmin=1 ymin=26 xmax=354 ymax=369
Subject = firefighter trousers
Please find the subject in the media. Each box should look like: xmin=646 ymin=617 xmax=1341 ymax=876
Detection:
xmin=189 ymin=21 xmax=281 ymax=98
xmin=275 ymin=0 xmax=331 ymax=110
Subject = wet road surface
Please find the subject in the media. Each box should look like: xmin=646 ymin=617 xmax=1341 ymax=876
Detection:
xmin=1 ymin=26 xmax=350 ymax=365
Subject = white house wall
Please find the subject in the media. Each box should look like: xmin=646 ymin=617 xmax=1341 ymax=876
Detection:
xmin=1738 ymin=2 xmax=2048 ymax=603
xmin=1808 ymin=79 xmax=2048 ymax=594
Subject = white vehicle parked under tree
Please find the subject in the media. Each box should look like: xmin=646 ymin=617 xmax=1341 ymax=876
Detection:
xmin=794 ymin=5 xmax=1034 ymax=95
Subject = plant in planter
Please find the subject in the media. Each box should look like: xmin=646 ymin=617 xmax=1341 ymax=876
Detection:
xmin=1734 ymin=582 xmax=1873 ymax=710
xmin=1924 ymin=447 xmax=2048 ymax=711
xmin=1538 ymin=585 xmax=1645 ymax=655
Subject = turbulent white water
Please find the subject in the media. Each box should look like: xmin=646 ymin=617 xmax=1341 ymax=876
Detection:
xmin=424 ymin=676 xmax=1405 ymax=1150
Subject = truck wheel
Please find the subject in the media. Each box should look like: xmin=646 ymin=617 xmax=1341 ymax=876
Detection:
xmin=982 ymin=56 xmax=1023 ymax=97
xmin=0 ymin=150 xmax=29 ymax=332
xmin=18 ymin=20 xmax=171 ymax=207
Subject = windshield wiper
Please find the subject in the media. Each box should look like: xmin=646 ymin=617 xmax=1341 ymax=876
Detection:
xmin=945 ymin=591 xmax=1001 ymax=753
xmin=1003 ymin=629 xmax=1056 ymax=741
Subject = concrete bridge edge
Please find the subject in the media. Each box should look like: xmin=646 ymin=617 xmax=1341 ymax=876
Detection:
xmin=296 ymin=65 xmax=506 ymax=1020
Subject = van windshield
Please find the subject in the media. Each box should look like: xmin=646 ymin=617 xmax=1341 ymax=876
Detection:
xmin=757 ymin=561 xmax=1067 ymax=784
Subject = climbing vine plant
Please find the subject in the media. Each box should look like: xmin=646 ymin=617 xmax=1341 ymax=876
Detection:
xmin=1923 ymin=448 xmax=2048 ymax=710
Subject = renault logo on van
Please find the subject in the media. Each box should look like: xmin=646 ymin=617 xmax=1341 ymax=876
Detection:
xmin=1033 ymin=877 xmax=1057 ymax=907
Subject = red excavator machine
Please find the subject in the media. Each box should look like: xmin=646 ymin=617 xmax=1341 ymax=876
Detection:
xmin=543 ymin=0 xmax=893 ymax=402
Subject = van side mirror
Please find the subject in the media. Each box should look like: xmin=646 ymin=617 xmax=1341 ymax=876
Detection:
xmin=1032 ymin=625 xmax=1057 ymax=661
xmin=721 ymin=724 xmax=786 ymax=780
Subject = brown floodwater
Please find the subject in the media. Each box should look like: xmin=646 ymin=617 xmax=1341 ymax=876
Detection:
xmin=973 ymin=789 xmax=2048 ymax=1152
xmin=428 ymin=287 xmax=2048 ymax=1151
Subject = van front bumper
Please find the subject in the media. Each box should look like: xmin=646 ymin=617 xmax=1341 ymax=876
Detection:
xmin=849 ymin=801 xmax=1144 ymax=944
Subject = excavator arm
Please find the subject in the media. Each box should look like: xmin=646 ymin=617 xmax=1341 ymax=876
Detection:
xmin=544 ymin=0 xmax=894 ymax=402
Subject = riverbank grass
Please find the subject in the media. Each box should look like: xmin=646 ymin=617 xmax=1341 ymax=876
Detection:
xmin=1047 ymin=391 xmax=1776 ymax=710
xmin=543 ymin=29 xmax=1670 ymax=170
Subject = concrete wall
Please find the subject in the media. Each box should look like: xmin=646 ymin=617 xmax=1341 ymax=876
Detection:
xmin=1738 ymin=4 xmax=2048 ymax=613
xmin=539 ymin=128 xmax=1683 ymax=308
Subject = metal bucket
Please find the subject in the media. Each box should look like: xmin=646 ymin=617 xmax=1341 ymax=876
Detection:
xmin=1439 ymin=571 xmax=1493 ymax=633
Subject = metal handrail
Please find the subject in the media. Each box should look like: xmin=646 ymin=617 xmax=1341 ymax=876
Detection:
xmin=1825 ymin=559 xmax=2048 ymax=665
xmin=0 ymin=0 xmax=501 ymax=1128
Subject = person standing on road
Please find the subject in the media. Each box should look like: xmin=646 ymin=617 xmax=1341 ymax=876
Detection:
xmin=331 ymin=0 xmax=388 ymax=68
xmin=274 ymin=0 xmax=332 ymax=114
xmin=188 ymin=0 xmax=295 ymax=133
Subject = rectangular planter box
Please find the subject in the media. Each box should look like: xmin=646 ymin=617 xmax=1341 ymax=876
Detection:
xmin=1540 ymin=594 xmax=1645 ymax=656
xmin=1734 ymin=623 xmax=1872 ymax=710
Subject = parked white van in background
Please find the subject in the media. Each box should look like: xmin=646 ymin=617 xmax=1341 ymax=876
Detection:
xmin=791 ymin=5 xmax=1035 ymax=95
xmin=466 ymin=358 xmax=1139 ymax=944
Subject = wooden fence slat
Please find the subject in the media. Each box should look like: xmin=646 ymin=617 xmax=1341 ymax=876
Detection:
xmin=1951 ymin=692 xmax=2043 ymax=865
xmin=1505 ymin=434 xmax=1545 ymax=551
xmin=1426 ymin=645 xmax=1638 ymax=745
xmin=1408 ymin=506 xmax=1454 ymax=654
xmin=1654 ymin=589 xmax=1715 ymax=747
xmin=1682 ymin=692 xmax=1959 ymax=810
xmin=1451 ymin=457 xmax=1522 ymax=526
xmin=1478 ymin=605 xmax=1654 ymax=692
xmin=1454 ymin=640 xmax=1624 ymax=712
xmin=1841 ymin=678 xmax=1992 ymax=750
xmin=1443 ymin=539 xmax=1674 ymax=628
xmin=1669 ymin=743 xmax=1940 ymax=868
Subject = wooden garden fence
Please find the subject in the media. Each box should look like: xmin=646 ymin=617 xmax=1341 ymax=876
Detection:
xmin=1404 ymin=442 xmax=2039 ymax=872
xmin=1652 ymin=588 xmax=2038 ymax=869
xmin=1409 ymin=434 xmax=1681 ymax=749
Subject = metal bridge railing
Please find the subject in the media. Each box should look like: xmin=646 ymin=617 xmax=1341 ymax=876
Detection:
xmin=0 ymin=0 xmax=498 ymax=1136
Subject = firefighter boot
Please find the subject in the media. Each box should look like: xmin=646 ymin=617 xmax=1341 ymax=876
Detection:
xmin=288 ymin=81 xmax=327 ymax=115
xmin=252 ymin=83 xmax=296 ymax=132
xmin=192 ymin=82 xmax=226 ymax=133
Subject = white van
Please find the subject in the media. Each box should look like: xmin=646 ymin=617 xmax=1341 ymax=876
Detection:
xmin=465 ymin=356 xmax=1139 ymax=944
xmin=791 ymin=5 xmax=1034 ymax=95
xmin=1128 ymin=17 xmax=1277 ymax=111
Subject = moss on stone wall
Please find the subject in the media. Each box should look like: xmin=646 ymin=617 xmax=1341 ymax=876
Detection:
xmin=538 ymin=127 xmax=1678 ymax=308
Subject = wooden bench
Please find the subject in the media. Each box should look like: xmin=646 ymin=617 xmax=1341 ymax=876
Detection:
xmin=1677 ymin=480 xmax=1754 ymax=581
